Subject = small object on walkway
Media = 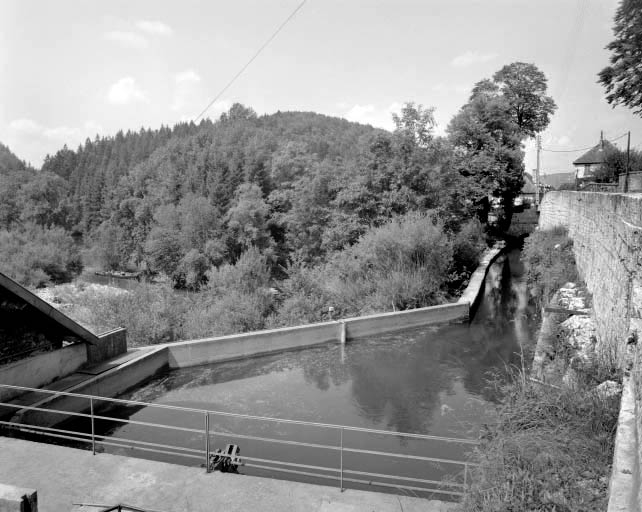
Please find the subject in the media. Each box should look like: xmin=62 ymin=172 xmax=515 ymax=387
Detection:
xmin=209 ymin=444 xmax=242 ymax=473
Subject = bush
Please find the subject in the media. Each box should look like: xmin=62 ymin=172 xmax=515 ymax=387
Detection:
xmin=522 ymin=227 xmax=578 ymax=309
xmin=0 ymin=224 xmax=82 ymax=287
xmin=77 ymin=283 xmax=189 ymax=346
xmin=324 ymin=212 xmax=454 ymax=314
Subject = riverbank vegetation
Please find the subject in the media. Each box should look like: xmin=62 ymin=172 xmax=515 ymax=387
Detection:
xmin=461 ymin=227 xmax=620 ymax=512
xmin=461 ymin=376 xmax=619 ymax=512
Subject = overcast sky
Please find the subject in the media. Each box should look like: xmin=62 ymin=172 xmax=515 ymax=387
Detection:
xmin=2 ymin=0 xmax=642 ymax=174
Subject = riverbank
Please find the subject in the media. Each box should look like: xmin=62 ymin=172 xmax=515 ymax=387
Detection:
xmin=460 ymin=227 xmax=621 ymax=512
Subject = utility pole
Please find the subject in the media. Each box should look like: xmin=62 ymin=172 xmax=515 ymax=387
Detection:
xmin=624 ymin=131 xmax=631 ymax=193
xmin=535 ymin=133 xmax=542 ymax=212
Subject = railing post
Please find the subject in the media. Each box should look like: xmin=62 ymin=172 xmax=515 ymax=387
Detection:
xmin=339 ymin=427 xmax=344 ymax=491
xmin=204 ymin=412 xmax=210 ymax=473
xmin=90 ymin=397 xmax=95 ymax=455
xmin=464 ymin=462 xmax=468 ymax=489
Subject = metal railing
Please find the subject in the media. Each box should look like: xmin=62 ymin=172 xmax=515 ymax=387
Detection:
xmin=0 ymin=383 xmax=478 ymax=498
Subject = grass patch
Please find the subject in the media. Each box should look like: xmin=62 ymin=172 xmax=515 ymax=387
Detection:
xmin=461 ymin=375 xmax=619 ymax=512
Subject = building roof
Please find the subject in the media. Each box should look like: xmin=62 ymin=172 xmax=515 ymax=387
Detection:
xmin=0 ymin=271 xmax=98 ymax=345
xmin=573 ymin=140 xmax=617 ymax=166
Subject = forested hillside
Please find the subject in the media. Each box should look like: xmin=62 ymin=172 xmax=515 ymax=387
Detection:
xmin=0 ymin=62 xmax=557 ymax=341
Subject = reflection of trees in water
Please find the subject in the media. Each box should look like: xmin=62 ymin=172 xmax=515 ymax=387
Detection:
xmin=298 ymin=249 xmax=538 ymax=431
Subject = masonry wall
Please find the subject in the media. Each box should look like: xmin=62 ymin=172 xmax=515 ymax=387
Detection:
xmin=539 ymin=191 xmax=642 ymax=364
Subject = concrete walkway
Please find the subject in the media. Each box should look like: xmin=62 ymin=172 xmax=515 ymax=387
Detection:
xmin=0 ymin=438 xmax=456 ymax=512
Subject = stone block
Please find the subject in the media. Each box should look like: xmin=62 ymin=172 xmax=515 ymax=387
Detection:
xmin=0 ymin=483 xmax=37 ymax=512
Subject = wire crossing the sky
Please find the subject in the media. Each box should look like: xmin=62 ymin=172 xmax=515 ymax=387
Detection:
xmin=194 ymin=0 xmax=308 ymax=121
xmin=542 ymin=132 xmax=629 ymax=153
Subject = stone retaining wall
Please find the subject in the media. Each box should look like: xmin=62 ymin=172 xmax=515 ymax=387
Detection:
xmin=539 ymin=191 xmax=642 ymax=510
xmin=539 ymin=192 xmax=642 ymax=364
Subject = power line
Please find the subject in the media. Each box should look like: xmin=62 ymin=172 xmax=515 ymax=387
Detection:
xmin=555 ymin=0 xmax=588 ymax=104
xmin=194 ymin=0 xmax=308 ymax=121
xmin=542 ymin=132 xmax=629 ymax=152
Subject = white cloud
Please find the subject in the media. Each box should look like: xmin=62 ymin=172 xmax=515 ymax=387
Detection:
xmin=9 ymin=118 xmax=44 ymax=134
xmin=105 ymin=31 xmax=149 ymax=49
xmin=343 ymin=102 xmax=400 ymax=130
xmin=136 ymin=20 xmax=173 ymax=36
xmin=6 ymin=119 xmax=104 ymax=166
xmin=108 ymin=77 xmax=148 ymax=105
xmin=557 ymin=135 xmax=571 ymax=146
xmin=451 ymin=50 xmax=498 ymax=68
xmin=175 ymin=70 xmax=201 ymax=83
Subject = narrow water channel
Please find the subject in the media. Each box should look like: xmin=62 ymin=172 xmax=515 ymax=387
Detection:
xmin=61 ymin=248 xmax=538 ymax=498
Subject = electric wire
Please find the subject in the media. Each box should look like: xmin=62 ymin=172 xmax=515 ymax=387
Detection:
xmin=194 ymin=0 xmax=308 ymax=121
xmin=542 ymin=132 xmax=629 ymax=152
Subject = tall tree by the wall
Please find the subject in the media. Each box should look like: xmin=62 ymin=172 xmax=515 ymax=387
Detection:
xmin=599 ymin=0 xmax=642 ymax=114
xmin=449 ymin=62 xmax=555 ymax=229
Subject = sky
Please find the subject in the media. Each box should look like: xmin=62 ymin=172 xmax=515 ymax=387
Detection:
xmin=2 ymin=0 xmax=642 ymax=175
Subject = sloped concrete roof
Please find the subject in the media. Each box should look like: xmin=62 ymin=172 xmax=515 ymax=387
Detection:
xmin=0 ymin=271 xmax=97 ymax=345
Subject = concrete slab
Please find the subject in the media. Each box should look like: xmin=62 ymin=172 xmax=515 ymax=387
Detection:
xmin=0 ymin=437 xmax=456 ymax=512
xmin=76 ymin=351 xmax=143 ymax=376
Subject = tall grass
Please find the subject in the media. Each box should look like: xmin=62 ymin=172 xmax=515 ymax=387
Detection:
xmin=461 ymin=374 xmax=619 ymax=512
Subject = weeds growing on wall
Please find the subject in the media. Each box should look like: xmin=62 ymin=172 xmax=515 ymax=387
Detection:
xmin=522 ymin=227 xmax=579 ymax=310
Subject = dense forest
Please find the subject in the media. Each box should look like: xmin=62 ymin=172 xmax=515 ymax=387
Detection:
xmin=0 ymin=62 xmax=556 ymax=343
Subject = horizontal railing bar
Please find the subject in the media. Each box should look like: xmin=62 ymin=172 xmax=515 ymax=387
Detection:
xmin=0 ymin=419 xmax=93 ymax=440
xmin=0 ymin=384 xmax=477 ymax=444
xmin=88 ymin=413 xmax=203 ymax=435
xmin=245 ymin=462 xmax=464 ymax=497
xmin=72 ymin=503 xmax=168 ymax=512
xmin=93 ymin=434 xmax=203 ymax=455
xmin=344 ymin=468 xmax=464 ymax=488
xmin=342 ymin=446 xmax=477 ymax=466
xmin=244 ymin=462 xmax=340 ymax=482
xmin=1 ymin=424 xmax=93 ymax=445
xmin=72 ymin=504 xmax=167 ymax=512
xmin=341 ymin=476 xmax=464 ymax=497
xmin=0 ymin=409 xmax=474 ymax=466
xmin=241 ymin=455 xmax=340 ymax=474
xmin=0 ymin=401 xmax=91 ymax=419
xmin=208 ymin=430 xmax=340 ymax=452
xmin=97 ymin=440 xmax=202 ymax=460
xmin=243 ymin=455 xmax=464 ymax=489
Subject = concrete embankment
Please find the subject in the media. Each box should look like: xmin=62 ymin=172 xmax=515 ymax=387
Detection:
xmin=0 ymin=437 xmax=456 ymax=512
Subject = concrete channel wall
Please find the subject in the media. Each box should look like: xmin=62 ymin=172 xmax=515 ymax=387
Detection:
xmin=16 ymin=347 xmax=168 ymax=428
xmin=0 ymin=344 xmax=87 ymax=402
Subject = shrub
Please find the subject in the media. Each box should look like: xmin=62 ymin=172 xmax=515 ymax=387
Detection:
xmin=324 ymin=212 xmax=454 ymax=313
xmin=77 ymin=283 xmax=189 ymax=346
xmin=0 ymin=224 xmax=82 ymax=287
